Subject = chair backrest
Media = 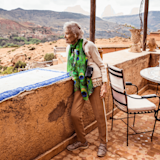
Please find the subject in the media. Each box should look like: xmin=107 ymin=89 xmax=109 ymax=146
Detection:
xmin=108 ymin=64 xmax=127 ymax=108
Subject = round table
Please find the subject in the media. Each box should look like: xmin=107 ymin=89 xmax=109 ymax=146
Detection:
xmin=140 ymin=67 xmax=160 ymax=83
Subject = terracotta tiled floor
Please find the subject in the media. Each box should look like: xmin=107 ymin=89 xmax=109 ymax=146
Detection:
xmin=51 ymin=89 xmax=160 ymax=160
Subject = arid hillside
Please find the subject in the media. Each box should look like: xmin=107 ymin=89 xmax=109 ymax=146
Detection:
xmin=0 ymin=18 xmax=56 ymax=37
xmin=0 ymin=37 xmax=131 ymax=66
xmin=0 ymin=36 xmax=159 ymax=68
xmin=0 ymin=18 xmax=31 ymax=34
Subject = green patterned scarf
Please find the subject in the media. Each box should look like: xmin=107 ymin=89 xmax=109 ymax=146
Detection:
xmin=67 ymin=39 xmax=93 ymax=100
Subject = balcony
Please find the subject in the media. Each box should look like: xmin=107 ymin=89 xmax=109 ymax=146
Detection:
xmin=0 ymin=48 xmax=160 ymax=160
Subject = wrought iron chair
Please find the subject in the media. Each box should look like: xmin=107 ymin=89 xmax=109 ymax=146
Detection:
xmin=108 ymin=64 xmax=160 ymax=146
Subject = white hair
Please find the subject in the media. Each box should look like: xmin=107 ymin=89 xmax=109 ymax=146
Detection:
xmin=63 ymin=21 xmax=84 ymax=39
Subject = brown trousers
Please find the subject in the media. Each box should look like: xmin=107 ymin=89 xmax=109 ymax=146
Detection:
xmin=71 ymin=86 xmax=107 ymax=144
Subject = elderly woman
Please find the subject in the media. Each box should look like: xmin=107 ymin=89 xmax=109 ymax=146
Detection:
xmin=64 ymin=21 xmax=107 ymax=157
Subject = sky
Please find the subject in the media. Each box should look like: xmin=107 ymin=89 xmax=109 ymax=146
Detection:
xmin=0 ymin=0 xmax=159 ymax=17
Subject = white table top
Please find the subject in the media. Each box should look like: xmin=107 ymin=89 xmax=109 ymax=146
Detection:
xmin=140 ymin=67 xmax=160 ymax=84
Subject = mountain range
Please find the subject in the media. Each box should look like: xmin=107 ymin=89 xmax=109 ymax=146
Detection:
xmin=101 ymin=6 xmax=139 ymax=17
xmin=0 ymin=7 xmax=159 ymax=40
xmin=0 ymin=8 xmax=130 ymax=39
xmin=103 ymin=11 xmax=160 ymax=32
xmin=64 ymin=5 xmax=140 ymax=18
xmin=64 ymin=5 xmax=90 ymax=16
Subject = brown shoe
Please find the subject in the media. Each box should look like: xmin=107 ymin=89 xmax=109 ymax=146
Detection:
xmin=67 ymin=141 xmax=89 ymax=151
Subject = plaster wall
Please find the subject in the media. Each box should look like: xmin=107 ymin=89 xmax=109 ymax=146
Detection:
xmin=0 ymin=80 xmax=95 ymax=160
xmin=101 ymin=48 xmax=128 ymax=54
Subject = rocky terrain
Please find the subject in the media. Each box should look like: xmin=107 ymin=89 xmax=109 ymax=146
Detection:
xmin=0 ymin=37 xmax=132 ymax=67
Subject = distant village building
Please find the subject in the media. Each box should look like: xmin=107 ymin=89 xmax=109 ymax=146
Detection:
xmin=148 ymin=29 xmax=160 ymax=41
xmin=18 ymin=34 xmax=25 ymax=37
xmin=3 ymin=35 xmax=9 ymax=39
xmin=149 ymin=30 xmax=160 ymax=36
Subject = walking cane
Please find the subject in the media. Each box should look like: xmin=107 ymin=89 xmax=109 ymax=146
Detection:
xmin=102 ymin=98 xmax=108 ymax=142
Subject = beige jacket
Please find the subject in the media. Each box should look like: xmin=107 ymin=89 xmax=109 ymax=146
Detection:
xmin=66 ymin=39 xmax=107 ymax=82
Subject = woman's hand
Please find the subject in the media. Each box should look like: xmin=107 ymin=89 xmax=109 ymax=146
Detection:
xmin=100 ymin=82 xmax=107 ymax=98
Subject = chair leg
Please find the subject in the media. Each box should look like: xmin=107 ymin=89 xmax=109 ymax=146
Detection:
xmin=151 ymin=111 xmax=158 ymax=142
xmin=127 ymin=113 xmax=129 ymax=146
xmin=111 ymin=102 xmax=114 ymax=131
xmin=133 ymin=113 xmax=136 ymax=127
xmin=156 ymin=83 xmax=160 ymax=95
xmin=151 ymin=119 xmax=157 ymax=142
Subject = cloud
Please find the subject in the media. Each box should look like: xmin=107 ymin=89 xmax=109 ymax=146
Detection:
xmin=113 ymin=0 xmax=140 ymax=6
xmin=0 ymin=0 xmax=158 ymax=17
xmin=0 ymin=0 xmax=44 ymax=10
xmin=52 ymin=0 xmax=79 ymax=6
